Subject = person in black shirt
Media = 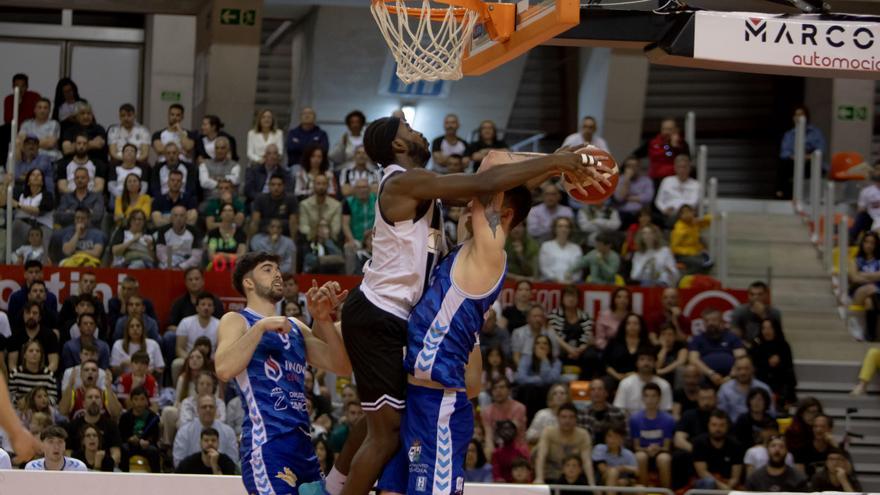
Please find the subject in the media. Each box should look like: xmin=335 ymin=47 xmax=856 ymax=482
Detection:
xmin=58 ymin=272 xmax=108 ymax=340
xmin=745 ymin=435 xmax=807 ymax=492
xmin=7 ymin=302 xmax=60 ymax=372
xmin=248 ymin=173 xmax=299 ymax=237
xmin=732 ymin=387 xmax=776 ymax=448
xmin=467 ymin=120 xmax=508 ymax=171
xmin=809 ymin=447 xmax=861 ymax=492
xmin=548 ymin=285 xmax=601 ymax=379
xmin=10 ymin=281 xmax=59 ymax=340
xmin=175 ymin=427 xmax=237 ymax=475
xmin=167 ymin=268 xmax=224 ymax=332
xmin=118 ymin=386 xmax=160 ymax=472
xmin=71 ymin=423 xmax=116 ymax=472
xmin=672 ymin=383 xmax=716 ymax=488
xmin=692 ymin=409 xmax=744 ymax=490
xmin=604 ymin=313 xmax=650 ymax=381
xmin=553 ymin=455 xmax=589 ymax=495
xmin=503 ymin=280 xmax=532 ymax=332
xmin=67 ymin=385 xmax=122 ymax=467
xmin=673 ymin=364 xmax=702 ymax=418
xmin=794 ymin=414 xmax=836 ymax=477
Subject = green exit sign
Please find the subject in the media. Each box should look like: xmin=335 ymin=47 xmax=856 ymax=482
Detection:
xmin=220 ymin=8 xmax=256 ymax=26
xmin=161 ymin=90 xmax=181 ymax=102
xmin=837 ymin=105 xmax=868 ymax=121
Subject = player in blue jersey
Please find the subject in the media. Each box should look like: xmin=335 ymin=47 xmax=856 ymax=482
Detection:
xmin=377 ymin=178 xmax=533 ymax=495
xmin=215 ymin=252 xmax=351 ymax=495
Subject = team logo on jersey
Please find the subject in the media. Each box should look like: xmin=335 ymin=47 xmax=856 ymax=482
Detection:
xmin=415 ymin=476 xmax=427 ymax=492
xmin=264 ymin=356 xmax=283 ymax=382
xmin=408 ymin=440 xmax=422 ymax=463
xmin=275 ymin=467 xmax=298 ymax=487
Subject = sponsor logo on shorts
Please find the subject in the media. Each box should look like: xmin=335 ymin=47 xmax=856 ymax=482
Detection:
xmin=408 ymin=440 xmax=422 ymax=463
xmin=416 ymin=476 xmax=427 ymax=492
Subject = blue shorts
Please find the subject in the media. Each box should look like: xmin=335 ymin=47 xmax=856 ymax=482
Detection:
xmin=377 ymin=384 xmax=473 ymax=495
xmin=240 ymin=431 xmax=324 ymax=495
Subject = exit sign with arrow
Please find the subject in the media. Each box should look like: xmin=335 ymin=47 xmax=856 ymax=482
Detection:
xmin=837 ymin=105 xmax=868 ymax=121
xmin=220 ymin=8 xmax=256 ymax=26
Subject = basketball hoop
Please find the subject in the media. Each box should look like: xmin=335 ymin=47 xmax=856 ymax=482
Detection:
xmin=371 ymin=0 xmax=514 ymax=84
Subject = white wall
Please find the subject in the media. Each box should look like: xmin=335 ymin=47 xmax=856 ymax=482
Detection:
xmin=143 ymin=14 xmax=197 ymax=132
xmin=307 ymin=6 xmax=527 ymax=144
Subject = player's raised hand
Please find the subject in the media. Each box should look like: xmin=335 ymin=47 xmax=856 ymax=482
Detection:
xmin=258 ymin=316 xmax=293 ymax=334
xmin=307 ymin=280 xmax=349 ymax=322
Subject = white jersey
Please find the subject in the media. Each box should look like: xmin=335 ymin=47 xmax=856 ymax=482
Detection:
xmin=361 ymin=164 xmax=446 ymax=320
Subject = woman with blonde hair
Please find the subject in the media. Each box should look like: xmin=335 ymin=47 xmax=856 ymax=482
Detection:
xmin=526 ymin=383 xmax=570 ymax=443
xmin=247 ymin=108 xmax=284 ymax=165
xmin=630 ymin=224 xmax=679 ymax=287
xmin=110 ymin=316 xmax=164 ymax=377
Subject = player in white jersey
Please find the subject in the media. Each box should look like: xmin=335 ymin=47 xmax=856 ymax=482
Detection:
xmin=329 ymin=116 xmax=612 ymax=495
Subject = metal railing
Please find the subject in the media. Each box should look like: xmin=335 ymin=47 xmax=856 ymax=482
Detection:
xmin=697 ymin=145 xmax=708 ymax=216
xmin=809 ymin=149 xmax=823 ymax=242
xmin=706 ymin=177 xmax=718 ymax=260
xmin=822 ymin=180 xmax=834 ymax=271
xmin=717 ymin=211 xmax=729 ymax=287
xmin=5 ymin=86 xmax=19 ymax=264
xmin=685 ymin=110 xmax=696 ymax=156
xmin=792 ymin=114 xmax=807 ymax=213
xmin=838 ymin=214 xmax=850 ymax=306
xmin=549 ymin=485 xmax=675 ymax=495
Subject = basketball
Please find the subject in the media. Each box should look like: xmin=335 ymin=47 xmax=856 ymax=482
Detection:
xmin=561 ymin=146 xmax=620 ymax=204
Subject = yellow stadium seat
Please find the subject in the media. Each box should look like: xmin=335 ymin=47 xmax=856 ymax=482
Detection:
xmin=570 ymin=381 xmax=591 ymax=401
xmin=831 ymin=246 xmax=858 ymax=275
xmin=128 ymin=455 xmax=151 ymax=473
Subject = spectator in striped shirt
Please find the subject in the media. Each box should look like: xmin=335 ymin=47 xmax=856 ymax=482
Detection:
xmin=9 ymin=340 xmax=57 ymax=405
xmin=339 ymin=145 xmax=379 ymax=197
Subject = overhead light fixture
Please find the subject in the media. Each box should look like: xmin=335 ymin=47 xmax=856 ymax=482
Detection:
xmin=401 ymin=105 xmax=416 ymax=124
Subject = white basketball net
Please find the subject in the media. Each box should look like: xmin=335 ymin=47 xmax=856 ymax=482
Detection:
xmin=371 ymin=0 xmax=480 ymax=84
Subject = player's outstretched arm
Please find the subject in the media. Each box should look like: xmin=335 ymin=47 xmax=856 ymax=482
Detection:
xmin=0 ymin=374 xmax=41 ymax=463
xmin=299 ymin=320 xmax=352 ymax=376
xmin=215 ymin=313 xmax=291 ymax=382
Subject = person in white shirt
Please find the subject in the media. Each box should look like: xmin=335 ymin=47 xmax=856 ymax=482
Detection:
xmin=329 ymin=110 xmax=366 ymax=170
xmin=528 ymin=182 xmax=574 ymax=241
xmin=172 ymin=293 xmax=219 ymax=380
xmin=107 ymin=103 xmax=151 ymax=162
xmin=429 ymin=114 xmax=469 ymax=173
xmin=198 ymin=137 xmax=241 ymax=199
xmin=17 ymin=97 xmax=61 ymax=160
xmin=562 ymin=116 xmax=610 ymax=152
xmin=24 ymin=426 xmax=88 ymax=471
xmin=539 ymin=217 xmax=583 ymax=283
xmin=631 ymin=225 xmax=679 ymax=287
xmin=110 ymin=317 xmax=165 ymax=376
xmin=613 ymin=348 xmax=673 ymax=413
xmin=246 ymin=109 xmax=284 ymax=166
xmin=856 ymin=162 xmax=880 ymax=232
xmin=0 ymin=447 xmax=10 ymax=469
xmin=172 ymin=394 xmax=238 ymax=467
xmin=654 ymin=154 xmax=700 ymax=226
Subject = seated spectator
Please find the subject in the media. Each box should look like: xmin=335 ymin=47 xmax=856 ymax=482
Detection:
xmin=285 ymin=107 xmax=328 ymax=169
xmin=162 ymin=348 xmax=211 ymax=447
xmin=562 ymin=116 xmax=609 ymax=151
xmin=110 ymin=209 xmax=155 ymax=268
xmin=655 ymin=154 xmax=699 ymax=227
xmin=604 ymin=313 xmax=651 ymax=381
xmin=467 ymin=119 xmax=507 ymax=171
xmin=849 ymin=232 xmax=880 ymax=340
xmin=110 ymin=316 xmax=165 ymax=377
xmin=246 ymin=109 xmax=283 ymax=166
xmin=109 ymin=273 xmax=157 ymax=329
xmin=613 ymin=157 xmax=653 ymax=227
xmin=8 ymin=340 xmax=57 ymax=404
xmin=342 ymin=179 xmax=376 ymax=268
xmin=151 ymin=104 xmax=196 ymax=162
xmin=465 ymin=439 xmax=494 ymax=482
xmin=205 ymin=203 xmax=247 ymax=269
xmin=304 ymin=219 xmax=344 ymax=274
xmin=430 ymin=114 xmax=468 ymax=173
xmin=17 ymin=97 xmax=61 ymax=161
xmin=515 ymin=335 xmax=561 ymax=413
xmin=794 ymin=414 xmax=836 ymax=477
xmin=52 ymin=77 xmax=83 ymax=126
xmin=108 ymin=143 xmax=149 ymax=203
xmin=743 ymin=423 xmax=793 ymax=477
xmin=295 ymin=145 xmax=338 ymax=200
xmin=107 ymin=103 xmax=150 ymax=163
xmin=66 ymin=385 xmax=123 ymax=466
xmin=577 ymin=378 xmax=627 ymax=445
xmin=505 ymin=223 xmax=540 ymax=280
xmin=178 ymin=372 xmax=226 ymax=429
xmin=630 ymin=383 xmax=675 ymax=487
xmin=539 ymin=217 xmax=582 ymax=283
xmin=112 ymin=293 xmax=160 ymax=342
xmin=526 ymin=384 xmax=569 ymax=444
xmin=244 ymin=143 xmax=290 ymax=202
xmin=777 ymin=105 xmax=826 ymax=199
xmin=198 ymin=136 xmax=241 ymax=198
xmin=329 ymin=110 xmax=366 ymax=170
xmin=11 ymin=225 xmax=48 ymax=265
xmin=152 ymin=170 xmax=198 ymax=228
xmin=11 ymin=168 xmax=54 ymax=252
xmin=54 ymin=166 xmax=104 ymax=229
xmin=60 ymin=102 xmax=107 ymax=163
xmin=614 ymin=347 xmax=673 ymax=413
xmin=480 ymin=346 xmax=515 ymax=406
xmin=328 ymin=400 xmax=363 ymax=453
xmin=490 ymin=419 xmax=530 ymax=482
xmin=195 ymin=115 xmax=238 ymax=162
xmin=58 ymin=207 xmax=105 ymax=267
xmin=576 ymin=201 xmax=621 ymax=248
xmin=548 ymin=285 xmax=601 ymax=379
xmin=482 ymin=377 xmax=527 ymax=459
xmin=167 ymin=268 xmax=225 ymax=333
xmin=299 ymin=174 xmax=342 ymax=241
xmin=149 ymin=141 xmax=198 ymax=198
xmin=155 ymin=206 xmax=204 ymax=270
xmin=745 ymin=435 xmax=806 ymax=491
xmin=527 ymin=183 xmax=574 ymax=242
xmin=511 ymin=304 xmax=558 ymax=366
xmin=202 ymin=179 xmax=246 ymax=230
xmin=251 ymin=218 xmax=296 ymax=273
xmin=339 ymin=146 xmax=379 ymax=197
xmin=6 ymin=301 xmax=60 ymax=372
xmin=13 ymin=134 xmax=55 ymax=194
xmin=648 ymin=287 xmax=690 ymax=340
xmin=175 ymin=427 xmax=237 ymax=475
xmin=657 ymin=323 xmax=688 ymax=386
xmin=670 ymin=205 xmax=712 ymax=275
xmin=313 ymin=437 xmax=332 ymax=476
xmin=692 ymin=410 xmax=744 ymax=490
xmin=630 ymin=225 xmax=679 ymax=287
xmin=278 ymin=275 xmax=311 ymax=324
xmin=732 ymin=388 xmax=776 ymax=449
xmin=674 ymin=383 xmax=717 ymax=458
xmin=4 ymin=73 xmax=40 ymax=124
xmin=689 ymin=307 xmax=747 ymax=384
xmin=595 ymin=287 xmax=632 ymax=351
xmin=852 ymin=162 xmax=880 ymax=241
xmin=59 ymin=359 xmax=117 ymax=419
xmin=785 ymin=397 xmax=823 ymax=454
xmin=61 ymin=314 xmax=110 ymax=370
xmin=115 ymin=351 xmax=158 ymax=407
xmin=510 ymin=456 xmax=533 ymax=484
xmin=71 ymin=423 xmax=116 ymax=472
xmin=172 ymin=394 xmax=237 ymax=467
xmin=118 ymin=386 xmax=160 ymax=472
xmin=62 ymin=294 xmax=109 ymax=345
xmin=593 ymin=425 xmax=638 ymax=492
xmin=731 ymin=281 xmax=783 ymax=343
xmin=55 ymin=132 xmax=107 ymax=194
xmin=10 ymin=281 xmax=59 ymax=341
xmin=646 ymin=118 xmax=689 ymax=184
xmin=173 ymin=293 xmax=220 ymax=378
xmin=503 ymin=280 xmax=533 ymax=332
xmin=24 ymin=426 xmax=88 ymax=471
xmin=571 ymin=231 xmax=620 ymax=285
xmin=718 ymin=356 xmax=774 ymax=422
xmin=249 ymin=172 xmax=299 ymax=236
xmin=809 ymin=447 xmax=862 ymax=492
xmin=17 ymin=386 xmax=64 ymax=428
xmin=534 ymin=403 xmax=595 ymax=485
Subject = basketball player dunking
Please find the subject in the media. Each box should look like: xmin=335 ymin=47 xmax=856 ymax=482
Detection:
xmin=328 ymin=116 xmax=610 ymax=495
xmin=215 ymin=252 xmax=350 ymax=495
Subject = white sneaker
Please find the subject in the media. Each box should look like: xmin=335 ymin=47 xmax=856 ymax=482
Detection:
xmin=848 ymin=316 xmax=865 ymax=341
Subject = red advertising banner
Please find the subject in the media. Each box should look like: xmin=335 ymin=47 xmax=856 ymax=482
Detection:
xmin=0 ymin=265 xmax=747 ymax=329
